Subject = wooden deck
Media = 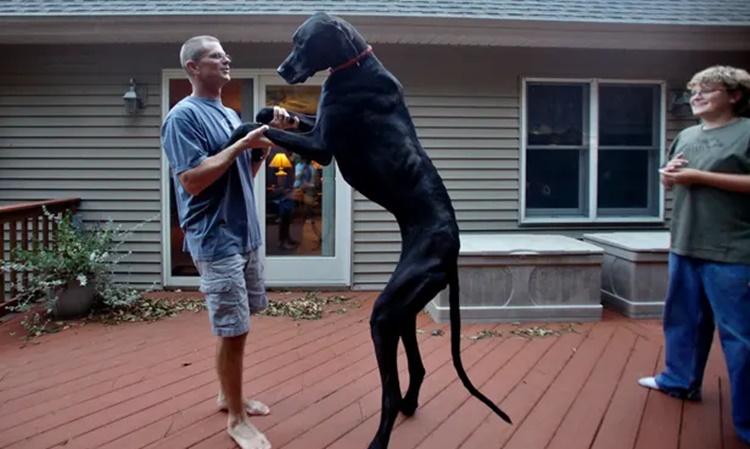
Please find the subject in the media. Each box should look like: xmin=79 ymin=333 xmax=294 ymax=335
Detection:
xmin=0 ymin=290 xmax=744 ymax=449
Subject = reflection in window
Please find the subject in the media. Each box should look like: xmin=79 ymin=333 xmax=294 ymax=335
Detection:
xmin=599 ymin=85 xmax=658 ymax=147
xmin=597 ymin=84 xmax=660 ymax=214
xmin=527 ymin=83 xmax=586 ymax=146
xmin=525 ymin=83 xmax=590 ymax=216
xmin=264 ymin=85 xmax=336 ymax=257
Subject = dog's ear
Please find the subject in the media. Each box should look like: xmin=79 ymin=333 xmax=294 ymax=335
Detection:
xmin=331 ymin=16 xmax=356 ymax=41
xmin=331 ymin=17 xmax=362 ymax=60
xmin=337 ymin=25 xmax=353 ymax=43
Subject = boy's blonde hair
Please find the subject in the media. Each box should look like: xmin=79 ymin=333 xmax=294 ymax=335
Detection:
xmin=687 ymin=65 xmax=750 ymax=116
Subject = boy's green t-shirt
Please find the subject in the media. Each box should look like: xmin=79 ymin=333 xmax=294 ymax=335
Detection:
xmin=667 ymin=117 xmax=750 ymax=264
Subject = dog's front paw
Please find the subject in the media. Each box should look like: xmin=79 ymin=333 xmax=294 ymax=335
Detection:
xmin=255 ymin=107 xmax=275 ymax=124
xmin=223 ymin=122 xmax=260 ymax=150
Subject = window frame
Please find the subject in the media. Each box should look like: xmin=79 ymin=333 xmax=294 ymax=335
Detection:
xmin=519 ymin=77 xmax=667 ymax=225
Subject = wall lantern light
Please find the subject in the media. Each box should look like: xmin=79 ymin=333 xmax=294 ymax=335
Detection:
xmin=667 ymin=89 xmax=691 ymax=114
xmin=123 ymin=78 xmax=147 ymax=114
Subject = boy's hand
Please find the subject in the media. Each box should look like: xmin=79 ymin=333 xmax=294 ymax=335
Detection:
xmin=659 ymin=167 xmax=703 ymax=186
xmin=660 ymin=153 xmax=689 ymax=188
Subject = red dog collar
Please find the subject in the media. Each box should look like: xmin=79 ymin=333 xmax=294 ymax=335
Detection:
xmin=328 ymin=45 xmax=373 ymax=73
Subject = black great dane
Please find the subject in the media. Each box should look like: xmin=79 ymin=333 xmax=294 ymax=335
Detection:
xmin=226 ymin=11 xmax=512 ymax=449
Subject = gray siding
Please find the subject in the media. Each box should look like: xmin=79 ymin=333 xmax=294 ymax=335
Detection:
xmin=0 ymin=72 xmax=164 ymax=288
xmin=1 ymin=43 xmax=747 ymax=291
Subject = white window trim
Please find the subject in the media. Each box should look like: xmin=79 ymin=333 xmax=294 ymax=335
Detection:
xmin=519 ymin=77 xmax=667 ymax=225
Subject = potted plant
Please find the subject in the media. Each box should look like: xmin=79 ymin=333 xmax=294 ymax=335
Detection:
xmin=3 ymin=207 xmax=144 ymax=325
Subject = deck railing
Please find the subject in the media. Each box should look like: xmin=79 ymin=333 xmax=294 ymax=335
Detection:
xmin=0 ymin=198 xmax=81 ymax=317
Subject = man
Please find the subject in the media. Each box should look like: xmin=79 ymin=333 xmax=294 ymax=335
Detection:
xmin=160 ymin=35 xmax=298 ymax=449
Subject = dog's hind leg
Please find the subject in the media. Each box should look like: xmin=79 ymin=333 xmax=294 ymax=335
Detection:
xmin=399 ymin=313 xmax=425 ymax=417
xmin=369 ymin=293 xmax=403 ymax=449
xmin=368 ymin=253 xmax=451 ymax=449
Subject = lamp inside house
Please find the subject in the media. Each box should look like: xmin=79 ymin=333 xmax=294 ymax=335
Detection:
xmin=123 ymin=78 xmax=146 ymax=114
xmin=269 ymin=152 xmax=292 ymax=176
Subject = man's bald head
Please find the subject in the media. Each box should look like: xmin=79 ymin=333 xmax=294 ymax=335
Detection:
xmin=180 ymin=35 xmax=220 ymax=73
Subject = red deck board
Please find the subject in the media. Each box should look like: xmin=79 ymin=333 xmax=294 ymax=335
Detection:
xmin=0 ymin=291 xmax=743 ymax=449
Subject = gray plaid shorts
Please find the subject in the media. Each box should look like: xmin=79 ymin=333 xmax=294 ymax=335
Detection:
xmin=193 ymin=249 xmax=268 ymax=337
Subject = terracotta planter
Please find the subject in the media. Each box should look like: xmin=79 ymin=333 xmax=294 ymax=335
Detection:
xmin=51 ymin=279 xmax=95 ymax=320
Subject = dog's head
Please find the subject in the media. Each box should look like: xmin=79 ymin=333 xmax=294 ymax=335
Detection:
xmin=277 ymin=12 xmax=368 ymax=84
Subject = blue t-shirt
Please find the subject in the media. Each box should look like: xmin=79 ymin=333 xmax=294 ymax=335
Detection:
xmin=160 ymin=96 xmax=262 ymax=261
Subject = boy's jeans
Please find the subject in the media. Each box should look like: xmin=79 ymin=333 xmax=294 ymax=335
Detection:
xmin=655 ymin=253 xmax=750 ymax=444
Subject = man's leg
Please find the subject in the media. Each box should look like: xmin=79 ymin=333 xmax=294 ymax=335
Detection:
xmin=196 ymin=254 xmax=270 ymax=449
xmin=218 ymin=332 xmax=249 ymax=421
xmin=702 ymin=261 xmax=750 ymax=445
xmin=639 ymin=253 xmax=713 ymax=400
xmin=218 ymin=333 xmax=269 ymax=449
xmin=217 ymin=248 xmax=271 ymax=416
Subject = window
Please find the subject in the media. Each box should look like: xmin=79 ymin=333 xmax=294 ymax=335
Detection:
xmin=521 ymin=79 xmax=664 ymax=223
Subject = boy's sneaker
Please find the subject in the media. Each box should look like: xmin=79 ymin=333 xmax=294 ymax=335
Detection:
xmin=638 ymin=376 xmax=659 ymax=390
xmin=638 ymin=376 xmax=702 ymax=401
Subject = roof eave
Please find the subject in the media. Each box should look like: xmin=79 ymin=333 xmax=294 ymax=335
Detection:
xmin=0 ymin=15 xmax=748 ymax=51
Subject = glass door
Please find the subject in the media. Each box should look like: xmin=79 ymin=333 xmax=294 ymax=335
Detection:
xmin=256 ymin=75 xmax=351 ymax=287
xmin=161 ymin=70 xmax=351 ymax=288
xmin=164 ymin=77 xmax=255 ymax=282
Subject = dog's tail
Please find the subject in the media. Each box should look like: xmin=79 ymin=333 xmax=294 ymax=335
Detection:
xmin=448 ymin=265 xmax=513 ymax=424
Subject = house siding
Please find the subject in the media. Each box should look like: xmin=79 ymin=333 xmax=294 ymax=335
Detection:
xmin=0 ymin=73 xmax=164 ymax=288
xmin=1 ymin=43 xmax=747 ymax=291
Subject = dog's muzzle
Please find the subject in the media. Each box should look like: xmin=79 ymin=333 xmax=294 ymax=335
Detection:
xmin=277 ymin=64 xmax=291 ymax=82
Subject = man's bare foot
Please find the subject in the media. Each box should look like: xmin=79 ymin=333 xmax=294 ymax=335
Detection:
xmin=227 ymin=417 xmax=271 ymax=449
xmin=218 ymin=392 xmax=271 ymax=416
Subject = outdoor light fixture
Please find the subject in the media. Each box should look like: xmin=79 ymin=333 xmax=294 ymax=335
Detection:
xmin=123 ymin=78 xmax=147 ymax=114
xmin=667 ymin=89 xmax=691 ymax=114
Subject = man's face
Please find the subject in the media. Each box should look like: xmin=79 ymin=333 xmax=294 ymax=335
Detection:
xmin=188 ymin=41 xmax=232 ymax=88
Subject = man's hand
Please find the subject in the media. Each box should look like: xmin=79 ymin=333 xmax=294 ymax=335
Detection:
xmin=238 ymin=125 xmax=273 ymax=150
xmin=179 ymin=125 xmax=271 ymax=196
xmin=269 ymin=106 xmax=300 ymax=130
